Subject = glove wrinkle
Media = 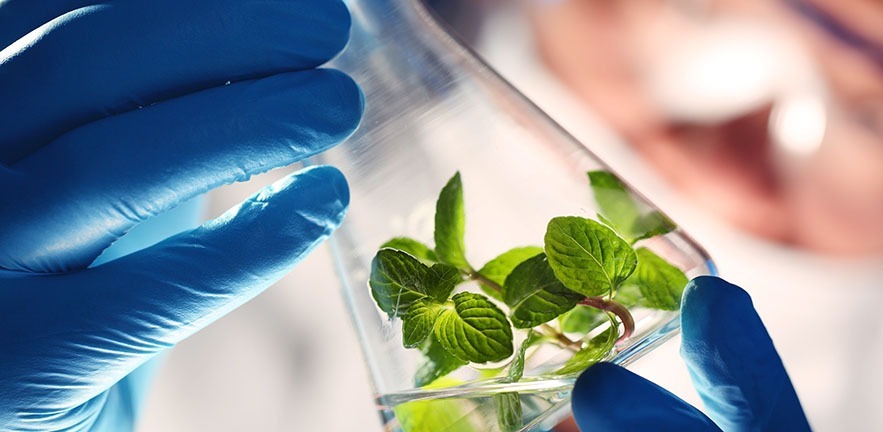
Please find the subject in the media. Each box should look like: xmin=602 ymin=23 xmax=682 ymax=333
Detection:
xmin=7 ymin=384 xmax=106 ymax=432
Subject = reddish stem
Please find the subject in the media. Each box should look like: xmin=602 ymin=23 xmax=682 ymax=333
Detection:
xmin=579 ymin=297 xmax=635 ymax=344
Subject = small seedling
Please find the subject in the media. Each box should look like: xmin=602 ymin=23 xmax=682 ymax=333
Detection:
xmin=369 ymin=171 xmax=687 ymax=431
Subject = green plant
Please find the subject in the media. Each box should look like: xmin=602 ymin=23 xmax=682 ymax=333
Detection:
xmin=369 ymin=171 xmax=688 ymax=431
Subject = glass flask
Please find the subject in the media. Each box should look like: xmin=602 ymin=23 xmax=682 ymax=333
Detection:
xmin=320 ymin=0 xmax=716 ymax=430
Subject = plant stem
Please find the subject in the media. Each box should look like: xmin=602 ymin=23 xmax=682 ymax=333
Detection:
xmin=470 ymin=271 xmax=500 ymax=292
xmin=539 ymin=324 xmax=580 ymax=351
xmin=580 ymin=297 xmax=634 ymax=344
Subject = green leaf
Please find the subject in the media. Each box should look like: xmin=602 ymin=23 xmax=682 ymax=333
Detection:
xmin=434 ymin=292 xmax=514 ymax=363
xmin=507 ymin=330 xmax=544 ymax=382
xmin=503 ymin=253 xmax=585 ymax=328
xmin=558 ymin=306 xmax=609 ymax=334
xmin=435 ymin=172 xmax=471 ymax=271
xmin=631 ymin=211 xmax=677 ymax=242
xmin=476 ymin=246 xmax=544 ymax=301
xmin=369 ymin=249 xmax=460 ymax=317
xmin=614 ymin=283 xmax=642 ymax=307
xmin=589 ymin=171 xmax=643 ymax=238
xmin=479 ymin=285 xmax=504 ymax=302
xmin=414 ymin=336 xmax=468 ymax=387
xmin=544 ymin=217 xmax=637 ymax=297
xmin=588 ymin=171 xmax=676 ymax=242
xmin=381 ymin=237 xmax=438 ymax=264
xmin=494 ymin=393 xmax=523 ymax=432
xmin=425 ymin=263 xmax=463 ymax=302
xmin=596 ymin=213 xmax=617 ymax=231
xmin=554 ymin=326 xmax=617 ymax=376
xmin=370 ymin=249 xmax=431 ymax=317
xmin=402 ymin=300 xmax=445 ymax=348
xmin=625 ymin=248 xmax=688 ymax=311
xmin=478 ymin=366 xmax=507 ymax=380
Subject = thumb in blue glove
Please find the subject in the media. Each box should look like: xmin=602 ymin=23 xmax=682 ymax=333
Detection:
xmin=571 ymin=276 xmax=812 ymax=431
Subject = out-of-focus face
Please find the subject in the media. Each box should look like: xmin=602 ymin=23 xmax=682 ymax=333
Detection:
xmin=526 ymin=0 xmax=883 ymax=256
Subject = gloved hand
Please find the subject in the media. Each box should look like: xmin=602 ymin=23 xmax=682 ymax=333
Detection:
xmin=0 ymin=1 xmax=363 ymax=431
xmin=571 ymin=276 xmax=812 ymax=431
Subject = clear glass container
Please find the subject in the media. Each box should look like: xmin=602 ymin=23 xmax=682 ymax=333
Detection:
xmin=320 ymin=0 xmax=716 ymax=430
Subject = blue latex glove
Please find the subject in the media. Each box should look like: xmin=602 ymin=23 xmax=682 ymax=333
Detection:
xmin=571 ymin=276 xmax=812 ymax=431
xmin=0 ymin=1 xmax=363 ymax=430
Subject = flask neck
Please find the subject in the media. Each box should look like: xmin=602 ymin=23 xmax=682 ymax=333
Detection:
xmin=336 ymin=0 xmax=468 ymax=84
xmin=344 ymin=0 xmax=437 ymax=42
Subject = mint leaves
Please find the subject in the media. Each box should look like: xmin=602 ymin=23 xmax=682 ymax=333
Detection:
xmin=403 ymin=300 xmax=445 ymax=348
xmin=415 ymin=336 xmax=467 ymax=387
xmin=477 ymin=246 xmax=543 ymax=300
xmin=554 ymin=326 xmax=617 ymax=375
xmin=494 ymin=393 xmax=523 ymax=432
xmin=369 ymin=170 xmax=691 ymax=431
xmin=370 ymin=252 xmax=512 ymax=363
xmin=503 ymin=253 xmax=584 ymax=328
xmin=624 ymin=248 xmax=688 ymax=311
xmin=381 ymin=237 xmax=438 ymax=264
xmin=544 ymin=217 xmax=637 ymax=297
xmin=435 ymin=292 xmax=514 ymax=363
xmin=559 ymin=305 xmax=608 ymax=334
xmin=588 ymin=170 xmax=675 ymax=243
xmin=435 ymin=172 xmax=471 ymax=270
xmin=507 ymin=330 xmax=544 ymax=383
xmin=369 ymin=249 xmax=459 ymax=317
xmin=370 ymin=173 xmax=513 ymax=365
xmin=588 ymin=170 xmax=644 ymax=240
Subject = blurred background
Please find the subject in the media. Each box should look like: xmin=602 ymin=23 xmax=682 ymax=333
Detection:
xmin=139 ymin=0 xmax=883 ymax=430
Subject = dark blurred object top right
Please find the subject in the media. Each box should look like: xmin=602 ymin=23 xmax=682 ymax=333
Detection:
xmin=526 ymin=0 xmax=883 ymax=256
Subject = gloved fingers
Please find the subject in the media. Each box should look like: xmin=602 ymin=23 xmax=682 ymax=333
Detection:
xmin=87 ymin=356 xmax=167 ymax=432
xmin=0 ymin=0 xmax=351 ymax=164
xmin=680 ymin=276 xmax=811 ymax=432
xmin=0 ymin=0 xmax=98 ymax=48
xmin=571 ymin=362 xmax=722 ymax=432
xmin=0 ymin=166 xmax=348 ymax=408
xmin=1 ymin=69 xmax=362 ymax=273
